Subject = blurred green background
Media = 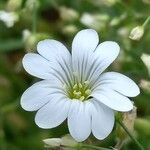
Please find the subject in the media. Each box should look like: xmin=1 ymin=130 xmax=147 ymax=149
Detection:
xmin=0 ymin=0 xmax=150 ymax=150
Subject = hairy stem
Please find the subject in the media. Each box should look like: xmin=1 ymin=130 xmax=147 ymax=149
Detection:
xmin=117 ymin=120 xmax=144 ymax=150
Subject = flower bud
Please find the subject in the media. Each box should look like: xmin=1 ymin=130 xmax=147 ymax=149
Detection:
xmin=43 ymin=138 xmax=61 ymax=148
xmin=61 ymin=134 xmax=78 ymax=147
xmin=43 ymin=134 xmax=78 ymax=148
xmin=59 ymin=6 xmax=79 ymax=22
xmin=129 ymin=26 xmax=144 ymax=41
xmin=6 ymin=0 xmax=22 ymax=11
xmin=62 ymin=25 xmax=78 ymax=35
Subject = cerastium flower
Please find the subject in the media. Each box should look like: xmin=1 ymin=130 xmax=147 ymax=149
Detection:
xmin=21 ymin=29 xmax=140 ymax=142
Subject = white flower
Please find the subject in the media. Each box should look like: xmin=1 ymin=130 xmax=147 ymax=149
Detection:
xmin=21 ymin=29 xmax=140 ymax=142
xmin=0 ymin=10 xmax=18 ymax=27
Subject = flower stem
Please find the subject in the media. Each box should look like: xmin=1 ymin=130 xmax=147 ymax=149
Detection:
xmin=117 ymin=120 xmax=144 ymax=150
xmin=80 ymin=144 xmax=112 ymax=150
xmin=142 ymin=16 xmax=150 ymax=28
xmin=32 ymin=1 xmax=38 ymax=34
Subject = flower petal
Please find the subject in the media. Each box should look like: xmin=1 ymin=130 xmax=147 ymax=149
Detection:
xmin=35 ymin=97 xmax=71 ymax=129
xmin=37 ymin=39 xmax=73 ymax=86
xmin=72 ymin=29 xmax=99 ymax=54
xmin=91 ymin=100 xmax=114 ymax=140
xmin=72 ymin=29 xmax=99 ymax=82
xmin=93 ymin=72 xmax=140 ymax=97
xmin=37 ymin=39 xmax=71 ymax=62
xmin=88 ymin=41 xmax=120 ymax=83
xmin=22 ymin=53 xmax=52 ymax=79
xmin=68 ymin=100 xmax=92 ymax=142
xmin=21 ymin=80 xmax=64 ymax=111
xmin=92 ymin=89 xmax=133 ymax=111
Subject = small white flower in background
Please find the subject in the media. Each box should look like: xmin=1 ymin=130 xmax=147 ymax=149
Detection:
xmin=62 ymin=25 xmax=78 ymax=35
xmin=80 ymin=13 xmax=95 ymax=27
xmin=59 ymin=6 xmax=79 ymax=22
xmin=21 ymin=29 xmax=140 ymax=142
xmin=80 ymin=13 xmax=109 ymax=31
xmin=129 ymin=26 xmax=144 ymax=41
xmin=117 ymin=27 xmax=129 ymax=38
xmin=0 ymin=10 xmax=18 ymax=28
xmin=110 ymin=14 xmax=127 ymax=26
xmin=22 ymin=29 xmax=31 ymax=42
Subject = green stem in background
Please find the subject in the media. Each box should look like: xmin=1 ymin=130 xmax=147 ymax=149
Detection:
xmin=79 ymin=144 xmax=112 ymax=150
xmin=117 ymin=120 xmax=144 ymax=150
xmin=142 ymin=16 xmax=150 ymax=28
xmin=32 ymin=1 xmax=38 ymax=34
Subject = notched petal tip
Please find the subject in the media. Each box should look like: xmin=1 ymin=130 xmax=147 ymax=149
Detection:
xmin=22 ymin=53 xmax=39 ymax=75
xmin=72 ymin=28 xmax=99 ymax=52
xmin=77 ymin=28 xmax=98 ymax=35
xmin=22 ymin=53 xmax=33 ymax=70
xmin=20 ymin=96 xmax=30 ymax=111
xmin=132 ymin=83 xmax=140 ymax=97
xmin=104 ymin=41 xmax=120 ymax=55
xmin=34 ymin=118 xmax=50 ymax=129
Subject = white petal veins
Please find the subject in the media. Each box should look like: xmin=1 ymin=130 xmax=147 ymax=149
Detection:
xmin=22 ymin=53 xmax=52 ymax=79
xmin=93 ymin=72 xmax=140 ymax=97
xmin=37 ymin=39 xmax=73 ymax=86
xmin=72 ymin=29 xmax=99 ymax=82
xmin=91 ymin=100 xmax=114 ymax=140
xmin=37 ymin=39 xmax=71 ymax=62
xmin=21 ymin=80 xmax=66 ymax=111
xmin=88 ymin=41 xmax=120 ymax=84
xmin=92 ymin=89 xmax=133 ymax=112
xmin=35 ymin=96 xmax=71 ymax=129
xmin=68 ymin=100 xmax=92 ymax=142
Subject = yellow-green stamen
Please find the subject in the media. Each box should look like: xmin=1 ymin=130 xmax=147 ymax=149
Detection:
xmin=65 ymin=81 xmax=91 ymax=101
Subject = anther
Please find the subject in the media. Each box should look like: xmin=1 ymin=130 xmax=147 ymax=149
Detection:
xmin=73 ymin=91 xmax=81 ymax=97
xmin=79 ymin=96 xmax=85 ymax=101
xmin=85 ymin=89 xmax=91 ymax=95
xmin=78 ymin=83 xmax=82 ymax=89
xmin=73 ymin=84 xmax=78 ymax=90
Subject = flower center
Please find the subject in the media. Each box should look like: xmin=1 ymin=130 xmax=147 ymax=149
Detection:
xmin=65 ymin=81 xmax=92 ymax=101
